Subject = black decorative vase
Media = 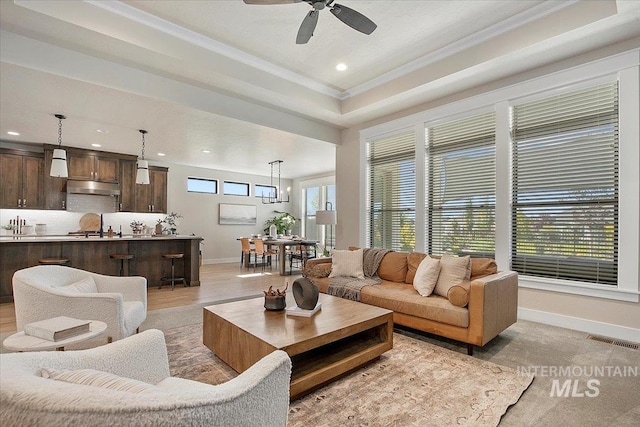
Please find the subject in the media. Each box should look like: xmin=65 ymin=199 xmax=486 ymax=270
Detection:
xmin=292 ymin=278 xmax=319 ymax=310
xmin=264 ymin=295 xmax=286 ymax=311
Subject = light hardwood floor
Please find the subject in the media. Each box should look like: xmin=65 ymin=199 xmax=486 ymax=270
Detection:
xmin=0 ymin=263 xmax=300 ymax=333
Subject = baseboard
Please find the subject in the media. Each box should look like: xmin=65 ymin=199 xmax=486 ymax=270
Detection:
xmin=518 ymin=307 xmax=640 ymax=343
xmin=203 ymin=258 xmax=237 ymax=265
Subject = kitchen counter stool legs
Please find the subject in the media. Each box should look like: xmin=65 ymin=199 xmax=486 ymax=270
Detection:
xmin=160 ymin=253 xmax=186 ymax=291
xmin=110 ymin=253 xmax=134 ymax=276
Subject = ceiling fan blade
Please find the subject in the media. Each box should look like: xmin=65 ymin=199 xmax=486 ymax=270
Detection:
xmin=330 ymin=3 xmax=377 ymax=35
xmin=243 ymin=0 xmax=302 ymax=4
xmin=296 ymin=10 xmax=319 ymax=44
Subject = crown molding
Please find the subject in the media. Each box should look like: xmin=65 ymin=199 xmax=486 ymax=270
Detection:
xmin=338 ymin=0 xmax=580 ymax=100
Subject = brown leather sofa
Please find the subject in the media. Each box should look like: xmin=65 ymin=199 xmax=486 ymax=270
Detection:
xmin=303 ymin=251 xmax=518 ymax=355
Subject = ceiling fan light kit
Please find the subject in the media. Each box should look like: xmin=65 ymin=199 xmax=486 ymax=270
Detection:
xmin=243 ymin=0 xmax=376 ymax=44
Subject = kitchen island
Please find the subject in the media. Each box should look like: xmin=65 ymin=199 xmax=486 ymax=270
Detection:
xmin=0 ymin=235 xmax=203 ymax=303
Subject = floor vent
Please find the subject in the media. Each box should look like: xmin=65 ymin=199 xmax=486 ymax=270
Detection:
xmin=587 ymin=335 xmax=639 ymax=350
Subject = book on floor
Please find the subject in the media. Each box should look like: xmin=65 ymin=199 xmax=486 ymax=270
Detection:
xmin=286 ymin=303 xmax=321 ymax=317
xmin=24 ymin=316 xmax=91 ymax=341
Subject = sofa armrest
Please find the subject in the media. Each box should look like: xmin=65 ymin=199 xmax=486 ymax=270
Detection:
xmin=467 ymin=271 xmax=518 ymax=346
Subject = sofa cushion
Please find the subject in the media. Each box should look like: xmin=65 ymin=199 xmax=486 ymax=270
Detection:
xmin=377 ymin=252 xmax=409 ymax=282
xmin=59 ymin=276 xmax=98 ymax=293
xmin=41 ymin=367 xmax=164 ymax=395
xmin=412 ymin=256 xmax=441 ymax=296
xmin=303 ymin=263 xmax=332 ymax=278
xmin=405 ymin=252 xmax=427 ymax=284
xmin=329 ymin=249 xmax=364 ymax=278
xmin=434 ymin=254 xmax=470 ymax=297
xmin=470 ymin=258 xmax=498 ymax=280
xmin=447 ymin=281 xmax=471 ymax=307
xmin=361 ymin=281 xmax=469 ymax=328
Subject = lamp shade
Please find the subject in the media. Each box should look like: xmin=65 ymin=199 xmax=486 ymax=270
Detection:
xmin=50 ymin=148 xmax=68 ymax=178
xmin=316 ymin=210 xmax=336 ymax=225
xmin=136 ymin=159 xmax=150 ymax=184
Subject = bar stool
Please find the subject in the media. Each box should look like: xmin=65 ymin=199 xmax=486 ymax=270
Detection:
xmin=38 ymin=258 xmax=70 ymax=266
xmin=110 ymin=253 xmax=134 ymax=276
xmin=160 ymin=253 xmax=186 ymax=290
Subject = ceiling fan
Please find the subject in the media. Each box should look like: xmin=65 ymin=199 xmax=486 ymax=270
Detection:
xmin=243 ymin=0 xmax=377 ymax=44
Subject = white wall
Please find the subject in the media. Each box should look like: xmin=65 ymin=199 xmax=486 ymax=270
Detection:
xmin=163 ymin=162 xmax=294 ymax=264
xmin=336 ymin=42 xmax=640 ymax=340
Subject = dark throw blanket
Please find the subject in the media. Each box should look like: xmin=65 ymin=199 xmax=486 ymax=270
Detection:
xmin=327 ymin=248 xmax=391 ymax=301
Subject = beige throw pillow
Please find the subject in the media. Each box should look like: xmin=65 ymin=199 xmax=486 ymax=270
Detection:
xmin=433 ymin=254 xmax=471 ymax=297
xmin=413 ymin=256 xmax=441 ymax=296
xmin=59 ymin=276 xmax=98 ymax=293
xmin=41 ymin=368 xmax=164 ymax=395
xmin=329 ymin=249 xmax=364 ymax=278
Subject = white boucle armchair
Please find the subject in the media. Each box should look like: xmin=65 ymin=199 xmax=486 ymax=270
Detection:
xmin=0 ymin=329 xmax=292 ymax=426
xmin=12 ymin=265 xmax=147 ymax=346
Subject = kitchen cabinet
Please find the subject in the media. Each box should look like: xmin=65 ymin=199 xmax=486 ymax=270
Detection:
xmin=0 ymin=151 xmax=44 ymax=209
xmin=119 ymin=160 xmax=136 ymax=212
xmin=67 ymin=152 xmax=119 ymax=183
xmin=135 ymin=166 xmax=168 ymax=213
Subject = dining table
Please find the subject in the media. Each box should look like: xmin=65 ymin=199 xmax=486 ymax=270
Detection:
xmin=240 ymin=238 xmax=318 ymax=276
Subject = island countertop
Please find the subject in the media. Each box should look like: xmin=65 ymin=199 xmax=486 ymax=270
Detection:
xmin=0 ymin=235 xmax=202 ymax=303
xmin=0 ymin=235 xmax=202 ymax=243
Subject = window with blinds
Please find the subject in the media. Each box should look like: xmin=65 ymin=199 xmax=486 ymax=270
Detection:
xmin=428 ymin=112 xmax=496 ymax=257
xmin=367 ymin=132 xmax=416 ymax=251
xmin=511 ymin=81 xmax=619 ymax=285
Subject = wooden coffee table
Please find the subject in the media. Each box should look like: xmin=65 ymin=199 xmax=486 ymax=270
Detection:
xmin=203 ymin=293 xmax=393 ymax=400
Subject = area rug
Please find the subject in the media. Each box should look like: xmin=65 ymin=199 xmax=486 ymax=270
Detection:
xmin=165 ymin=323 xmax=534 ymax=426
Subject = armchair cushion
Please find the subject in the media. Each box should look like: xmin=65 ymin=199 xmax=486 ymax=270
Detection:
xmin=60 ymin=276 xmax=98 ymax=294
xmin=41 ymin=367 xmax=166 ymax=395
xmin=433 ymin=254 xmax=470 ymax=297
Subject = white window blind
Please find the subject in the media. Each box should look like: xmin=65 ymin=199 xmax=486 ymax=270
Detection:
xmin=511 ymin=81 xmax=619 ymax=285
xmin=428 ymin=111 xmax=496 ymax=256
xmin=367 ymin=132 xmax=416 ymax=251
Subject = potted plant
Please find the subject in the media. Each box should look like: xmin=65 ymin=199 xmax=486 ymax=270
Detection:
xmin=161 ymin=212 xmax=183 ymax=234
xmin=263 ymin=211 xmax=298 ymax=236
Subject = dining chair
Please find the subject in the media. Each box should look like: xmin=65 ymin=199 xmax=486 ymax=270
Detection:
xmin=289 ymin=242 xmax=317 ymax=274
xmin=240 ymin=237 xmax=255 ymax=269
xmin=253 ymin=239 xmax=277 ymax=272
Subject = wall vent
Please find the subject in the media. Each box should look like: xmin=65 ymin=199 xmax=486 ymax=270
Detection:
xmin=587 ymin=335 xmax=639 ymax=350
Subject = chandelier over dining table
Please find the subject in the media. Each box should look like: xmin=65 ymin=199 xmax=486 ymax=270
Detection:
xmin=262 ymin=160 xmax=290 ymax=204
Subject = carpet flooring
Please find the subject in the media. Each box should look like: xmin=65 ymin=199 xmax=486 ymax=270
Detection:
xmin=164 ymin=322 xmax=533 ymax=427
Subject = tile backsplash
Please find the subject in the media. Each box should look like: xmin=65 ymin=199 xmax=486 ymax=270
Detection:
xmin=66 ymin=194 xmax=118 ymax=213
xmin=0 ymin=209 xmax=164 ymax=235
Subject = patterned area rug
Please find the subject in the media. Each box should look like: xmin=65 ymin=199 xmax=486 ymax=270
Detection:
xmin=164 ymin=324 xmax=534 ymax=427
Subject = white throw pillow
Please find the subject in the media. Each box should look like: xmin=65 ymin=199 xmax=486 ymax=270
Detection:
xmin=433 ymin=254 xmax=470 ymax=297
xmin=413 ymin=256 xmax=441 ymax=296
xmin=59 ymin=276 xmax=98 ymax=293
xmin=329 ymin=249 xmax=364 ymax=279
xmin=41 ymin=367 xmax=164 ymax=395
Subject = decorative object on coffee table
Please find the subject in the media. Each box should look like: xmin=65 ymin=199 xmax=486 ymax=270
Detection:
xmin=263 ymin=284 xmax=288 ymax=311
xmin=292 ymin=278 xmax=319 ymax=310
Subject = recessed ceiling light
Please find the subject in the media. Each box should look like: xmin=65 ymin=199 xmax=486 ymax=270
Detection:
xmin=96 ymin=129 xmax=108 ymax=134
xmin=336 ymin=63 xmax=347 ymax=71
xmin=91 ymin=143 xmax=101 ymax=147
xmin=157 ymin=152 xmax=166 ymax=157
xmin=7 ymin=131 xmax=20 ymax=136
xmin=202 ymin=149 xmax=211 ymax=154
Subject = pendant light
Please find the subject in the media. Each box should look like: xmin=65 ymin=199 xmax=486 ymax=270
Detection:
xmin=136 ymin=129 xmax=150 ymax=185
xmin=261 ymin=160 xmax=290 ymax=204
xmin=50 ymin=114 xmax=68 ymax=178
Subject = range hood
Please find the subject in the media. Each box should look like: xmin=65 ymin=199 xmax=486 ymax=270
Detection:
xmin=66 ymin=180 xmax=120 ymax=196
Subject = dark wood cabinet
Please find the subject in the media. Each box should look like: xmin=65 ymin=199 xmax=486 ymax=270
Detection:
xmin=67 ymin=152 xmax=119 ymax=183
xmin=119 ymin=160 xmax=137 ymax=212
xmin=0 ymin=151 xmax=44 ymax=209
xmin=135 ymin=166 xmax=168 ymax=213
